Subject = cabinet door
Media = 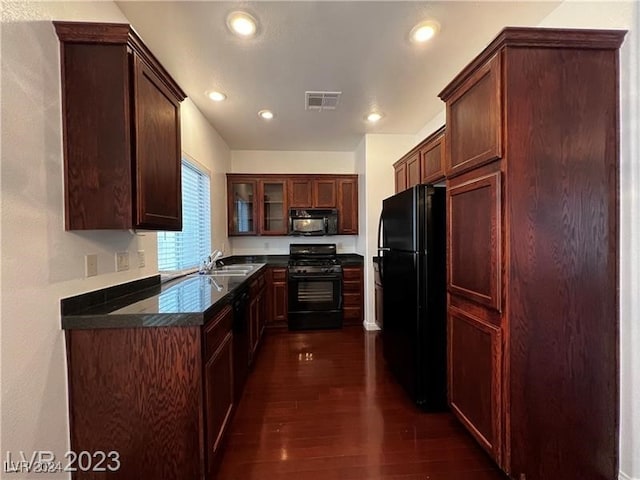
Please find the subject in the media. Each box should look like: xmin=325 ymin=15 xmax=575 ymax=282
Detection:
xmin=228 ymin=179 xmax=257 ymax=235
xmin=204 ymin=332 xmax=234 ymax=476
xmin=421 ymin=135 xmax=445 ymax=184
xmin=337 ymin=177 xmax=358 ymax=234
xmin=132 ymin=55 xmax=182 ymax=230
xmin=406 ymin=152 xmax=421 ymax=188
xmin=448 ymin=169 xmax=502 ymax=311
xmin=269 ymin=268 xmax=288 ymax=327
xmin=446 ymin=54 xmax=502 ymax=177
xmin=259 ymin=180 xmax=287 ymax=235
xmin=288 ymin=178 xmax=313 ymax=208
xmin=248 ymin=294 xmax=259 ymax=365
xmin=394 ymin=162 xmax=407 ymax=193
xmin=313 ymin=179 xmax=337 ymax=207
xmin=448 ymin=307 xmax=502 ymax=464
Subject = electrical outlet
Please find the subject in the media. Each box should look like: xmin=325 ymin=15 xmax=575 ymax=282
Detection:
xmin=137 ymin=250 xmax=146 ymax=268
xmin=115 ymin=251 xmax=129 ymax=272
xmin=85 ymin=254 xmax=98 ymax=277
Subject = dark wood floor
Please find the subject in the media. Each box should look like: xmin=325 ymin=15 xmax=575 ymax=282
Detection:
xmin=218 ymin=327 xmax=508 ymax=480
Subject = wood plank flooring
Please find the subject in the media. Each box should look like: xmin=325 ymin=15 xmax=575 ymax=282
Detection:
xmin=217 ymin=327 xmax=508 ymax=480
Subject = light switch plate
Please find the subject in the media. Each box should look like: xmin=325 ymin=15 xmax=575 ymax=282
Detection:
xmin=85 ymin=254 xmax=98 ymax=277
xmin=137 ymin=250 xmax=146 ymax=268
xmin=115 ymin=251 xmax=129 ymax=272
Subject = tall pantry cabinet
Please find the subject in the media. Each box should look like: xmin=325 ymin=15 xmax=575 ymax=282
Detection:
xmin=439 ymin=28 xmax=625 ymax=480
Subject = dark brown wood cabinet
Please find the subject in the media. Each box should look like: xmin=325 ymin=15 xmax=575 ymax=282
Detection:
xmin=54 ymin=22 xmax=186 ymax=231
xmin=439 ymin=28 xmax=625 ymax=480
xmin=342 ymin=266 xmax=364 ymax=325
xmin=405 ymin=152 xmax=421 ymax=189
xmin=420 ymin=127 xmax=446 ymax=184
xmin=288 ymin=178 xmax=313 ymax=208
xmin=267 ymin=267 xmax=288 ymax=328
xmin=228 ymin=174 xmax=358 ymax=235
xmin=227 ymin=177 xmax=258 ymax=236
xmin=394 ymin=161 xmax=407 ymax=192
xmin=249 ymin=269 xmax=267 ymax=363
xmin=65 ymin=303 xmax=236 ymax=479
xmin=337 ymin=177 xmax=359 ymax=234
xmin=394 ymin=126 xmax=446 ymax=193
xmin=203 ymin=305 xmax=234 ymax=476
xmin=447 ymin=165 xmax=502 ymax=311
xmin=445 ymin=53 xmax=502 ymax=178
xmin=313 ymin=179 xmax=337 ymax=207
xmin=259 ymin=179 xmax=288 ymax=235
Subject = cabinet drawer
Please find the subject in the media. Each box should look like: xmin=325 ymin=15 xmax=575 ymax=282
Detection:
xmin=343 ymin=292 xmax=361 ymax=307
xmin=343 ymin=280 xmax=361 ymax=293
xmin=204 ymin=305 xmax=233 ymax=360
xmin=446 ymin=53 xmax=502 ymax=177
xmin=342 ymin=267 xmax=362 ymax=281
xmin=343 ymin=306 xmax=362 ymax=321
xmin=271 ymin=268 xmax=287 ymax=281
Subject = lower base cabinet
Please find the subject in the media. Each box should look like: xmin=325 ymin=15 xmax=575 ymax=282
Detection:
xmin=342 ymin=265 xmax=364 ymax=325
xmin=204 ymin=305 xmax=235 ymax=476
xmin=267 ymin=267 xmax=288 ymax=328
xmin=448 ymin=306 xmax=502 ymax=464
xmin=65 ymin=286 xmax=264 ymax=479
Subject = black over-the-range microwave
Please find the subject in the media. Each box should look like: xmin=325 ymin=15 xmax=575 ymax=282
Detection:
xmin=289 ymin=208 xmax=338 ymax=236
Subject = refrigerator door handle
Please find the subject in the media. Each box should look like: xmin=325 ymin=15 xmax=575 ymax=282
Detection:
xmin=377 ymin=212 xmax=386 ymax=251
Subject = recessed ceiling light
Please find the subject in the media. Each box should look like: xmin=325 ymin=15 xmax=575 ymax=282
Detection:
xmin=227 ymin=11 xmax=258 ymax=38
xmin=410 ymin=20 xmax=440 ymax=43
xmin=366 ymin=112 xmax=383 ymax=123
xmin=206 ymin=90 xmax=227 ymax=102
xmin=258 ymin=109 xmax=274 ymax=120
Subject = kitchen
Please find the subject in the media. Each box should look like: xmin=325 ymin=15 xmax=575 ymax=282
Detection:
xmin=1 ymin=1 xmax=639 ymax=480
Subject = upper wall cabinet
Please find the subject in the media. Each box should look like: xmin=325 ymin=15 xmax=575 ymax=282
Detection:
xmin=54 ymin=22 xmax=186 ymax=231
xmin=442 ymin=53 xmax=502 ymax=178
xmin=394 ymin=126 xmax=446 ymax=193
xmin=228 ymin=174 xmax=358 ymax=236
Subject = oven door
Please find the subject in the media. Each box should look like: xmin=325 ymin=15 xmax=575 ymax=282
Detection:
xmin=288 ymin=274 xmax=343 ymax=329
xmin=289 ymin=217 xmax=327 ymax=236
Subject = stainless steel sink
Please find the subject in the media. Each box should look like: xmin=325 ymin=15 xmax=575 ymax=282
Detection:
xmin=195 ymin=263 xmax=258 ymax=277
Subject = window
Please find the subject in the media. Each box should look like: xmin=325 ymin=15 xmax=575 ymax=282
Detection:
xmin=157 ymin=159 xmax=211 ymax=271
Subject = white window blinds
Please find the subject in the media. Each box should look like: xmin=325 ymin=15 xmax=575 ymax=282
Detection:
xmin=157 ymin=159 xmax=211 ymax=271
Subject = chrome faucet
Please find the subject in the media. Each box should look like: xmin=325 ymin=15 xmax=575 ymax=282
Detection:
xmin=200 ymin=249 xmax=224 ymax=273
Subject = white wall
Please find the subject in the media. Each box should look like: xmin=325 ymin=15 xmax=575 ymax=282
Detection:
xmin=1 ymin=2 xmax=132 ymax=476
xmin=181 ymin=99 xmax=232 ymax=255
xmin=0 ymin=2 xmax=231 ymax=475
xmin=354 ymin=137 xmax=367 ymax=256
xmin=538 ymin=4 xmax=639 ymax=479
xmin=361 ymin=134 xmax=417 ymax=329
xmin=231 ymin=150 xmax=355 ymax=174
xmin=229 ymin=149 xmax=357 ymax=255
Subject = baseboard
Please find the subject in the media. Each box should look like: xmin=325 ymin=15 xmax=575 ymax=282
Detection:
xmin=619 ymin=471 xmax=639 ymax=480
xmin=363 ymin=322 xmax=381 ymax=331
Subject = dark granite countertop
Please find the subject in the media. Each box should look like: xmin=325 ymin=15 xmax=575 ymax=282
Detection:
xmin=61 ymin=264 xmax=267 ymax=330
xmin=61 ymin=253 xmax=364 ymax=331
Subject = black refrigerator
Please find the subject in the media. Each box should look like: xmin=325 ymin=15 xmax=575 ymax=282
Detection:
xmin=378 ymin=184 xmax=447 ymax=411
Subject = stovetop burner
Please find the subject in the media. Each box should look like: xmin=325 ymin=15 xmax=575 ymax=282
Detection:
xmin=288 ymin=243 xmax=342 ymax=275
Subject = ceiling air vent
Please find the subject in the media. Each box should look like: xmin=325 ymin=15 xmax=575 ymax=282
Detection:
xmin=305 ymin=91 xmax=342 ymax=111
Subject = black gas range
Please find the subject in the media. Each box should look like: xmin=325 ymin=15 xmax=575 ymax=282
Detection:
xmin=287 ymin=244 xmax=343 ymax=330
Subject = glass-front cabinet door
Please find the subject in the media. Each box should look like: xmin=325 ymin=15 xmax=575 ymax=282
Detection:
xmin=228 ymin=179 xmax=257 ymax=235
xmin=260 ymin=180 xmax=287 ymax=235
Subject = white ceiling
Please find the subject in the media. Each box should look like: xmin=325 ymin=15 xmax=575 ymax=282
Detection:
xmin=116 ymin=1 xmax=560 ymax=152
